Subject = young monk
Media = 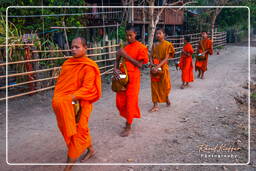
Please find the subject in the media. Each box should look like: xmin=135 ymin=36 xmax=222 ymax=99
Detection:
xmin=113 ymin=25 xmax=148 ymax=137
xmin=179 ymin=36 xmax=194 ymax=89
xmin=195 ymin=31 xmax=213 ymax=79
xmin=52 ymin=37 xmax=101 ymax=171
xmin=149 ymin=28 xmax=175 ymax=112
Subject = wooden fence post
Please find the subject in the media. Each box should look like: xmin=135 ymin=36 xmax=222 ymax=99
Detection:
xmin=24 ymin=45 xmax=35 ymax=91
xmin=32 ymin=46 xmax=41 ymax=89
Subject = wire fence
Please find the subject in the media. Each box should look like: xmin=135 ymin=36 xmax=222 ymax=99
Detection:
xmin=0 ymin=32 xmax=226 ymax=101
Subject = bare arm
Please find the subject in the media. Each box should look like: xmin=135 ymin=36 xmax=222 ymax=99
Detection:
xmin=113 ymin=53 xmax=122 ymax=79
xmin=114 ymin=54 xmax=121 ymax=70
xmin=149 ymin=44 xmax=154 ymax=66
xmin=156 ymin=52 xmax=169 ymax=69
xmin=182 ymin=50 xmax=193 ymax=57
xmin=124 ymin=54 xmax=143 ymax=68
xmin=118 ymin=48 xmax=143 ymax=68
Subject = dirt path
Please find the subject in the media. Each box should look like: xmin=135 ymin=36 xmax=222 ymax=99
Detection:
xmin=0 ymin=44 xmax=255 ymax=171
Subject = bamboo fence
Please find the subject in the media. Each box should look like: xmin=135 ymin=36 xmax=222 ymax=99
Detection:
xmin=0 ymin=32 xmax=227 ymax=101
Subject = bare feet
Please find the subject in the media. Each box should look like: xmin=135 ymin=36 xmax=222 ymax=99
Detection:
xmin=166 ymin=99 xmax=171 ymax=107
xmin=201 ymin=72 xmax=205 ymax=79
xmin=149 ymin=106 xmax=159 ymax=112
xmin=64 ymin=157 xmax=76 ymax=171
xmin=120 ymin=127 xmax=131 ymax=137
xmin=197 ymin=72 xmax=201 ymax=78
xmin=64 ymin=166 xmax=72 ymax=171
xmin=81 ymin=147 xmax=96 ymax=162
xmin=180 ymin=85 xmax=185 ymax=89
xmin=120 ymin=122 xmax=131 ymax=137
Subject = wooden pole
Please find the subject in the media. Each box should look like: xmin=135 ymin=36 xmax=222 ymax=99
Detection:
xmin=0 ymin=51 xmax=117 ymax=66
xmin=62 ymin=21 xmax=70 ymax=55
xmin=0 ymin=85 xmax=55 ymax=101
xmin=0 ymin=76 xmax=58 ymax=90
xmin=0 ymin=44 xmax=34 ymax=47
xmin=32 ymin=44 xmax=119 ymax=53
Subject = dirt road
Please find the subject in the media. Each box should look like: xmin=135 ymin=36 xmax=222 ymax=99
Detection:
xmin=0 ymin=44 xmax=255 ymax=171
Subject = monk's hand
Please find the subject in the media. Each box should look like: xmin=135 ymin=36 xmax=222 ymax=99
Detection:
xmin=113 ymin=68 xmax=121 ymax=80
xmin=117 ymin=48 xmax=127 ymax=58
xmin=151 ymin=67 xmax=158 ymax=74
xmin=182 ymin=50 xmax=189 ymax=57
xmin=202 ymin=50 xmax=208 ymax=55
xmin=71 ymin=94 xmax=78 ymax=102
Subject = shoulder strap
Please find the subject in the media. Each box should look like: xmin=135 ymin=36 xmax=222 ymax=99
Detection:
xmin=121 ymin=57 xmax=128 ymax=75
xmin=200 ymin=40 xmax=205 ymax=52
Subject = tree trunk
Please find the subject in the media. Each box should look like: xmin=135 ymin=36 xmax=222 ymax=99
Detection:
xmin=147 ymin=1 xmax=155 ymax=52
xmin=211 ymin=8 xmax=222 ymax=43
xmin=211 ymin=14 xmax=217 ymax=42
xmin=142 ymin=7 xmax=146 ymax=44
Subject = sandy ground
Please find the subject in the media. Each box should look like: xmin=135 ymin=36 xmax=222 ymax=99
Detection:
xmin=0 ymin=43 xmax=255 ymax=171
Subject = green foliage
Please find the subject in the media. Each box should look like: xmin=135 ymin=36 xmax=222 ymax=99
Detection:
xmin=243 ymin=0 xmax=256 ymax=27
xmin=251 ymin=93 xmax=256 ymax=100
xmin=117 ymin=25 xmax=126 ymax=41
xmin=217 ymin=8 xmax=248 ymax=31
xmin=1 ymin=0 xmax=86 ymax=35
xmin=215 ymin=45 xmax=224 ymax=50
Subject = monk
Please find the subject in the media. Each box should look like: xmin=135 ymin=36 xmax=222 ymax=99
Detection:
xmin=52 ymin=37 xmax=101 ymax=171
xmin=179 ymin=36 xmax=194 ymax=89
xmin=149 ymin=28 xmax=175 ymax=112
xmin=113 ymin=25 xmax=148 ymax=137
xmin=195 ymin=31 xmax=213 ymax=79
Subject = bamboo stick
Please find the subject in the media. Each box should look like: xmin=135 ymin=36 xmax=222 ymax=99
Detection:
xmin=0 ymin=44 xmax=34 ymax=47
xmin=0 ymin=51 xmax=117 ymax=66
xmin=100 ymin=68 xmax=114 ymax=76
xmin=99 ymin=64 xmax=114 ymax=70
xmin=0 ymin=76 xmax=58 ymax=90
xmin=0 ymin=86 xmax=55 ymax=101
xmin=0 ymin=67 xmax=61 ymax=78
xmin=32 ymin=44 xmax=119 ymax=53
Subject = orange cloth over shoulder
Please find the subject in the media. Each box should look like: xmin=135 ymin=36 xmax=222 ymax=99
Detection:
xmin=179 ymin=42 xmax=194 ymax=83
xmin=116 ymin=41 xmax=148 ymax=124
xmin=150 ymin=40 xmax=175 ymax=103
xmin=52 ymin=56 xmax=101 ymax=160
xmin=195 ymin=39 xmax=213 ymax=72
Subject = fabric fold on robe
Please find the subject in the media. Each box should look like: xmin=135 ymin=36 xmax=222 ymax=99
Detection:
xmin=52 ymin=56 xmax=101 ymax=160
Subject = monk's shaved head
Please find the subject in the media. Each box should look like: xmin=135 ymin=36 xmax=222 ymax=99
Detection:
xmin=125 ymin=25 xmax=136 ymax=33
xmin=71 ymin=37 xmax=87 ymax=58
xmin=125 ymin=25 xmax=137 ymax=43
xmin=73 ymin=37 xmax=87 ymax=47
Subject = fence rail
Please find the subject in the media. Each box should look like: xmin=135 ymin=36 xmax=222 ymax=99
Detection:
xmin=0 ymin=32 xmax=227 ymax=101
xmin=167 ymin=32 xmax=227 ymax=59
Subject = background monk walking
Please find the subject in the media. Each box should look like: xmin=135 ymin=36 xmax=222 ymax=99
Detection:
xmin=179 ymin=36 xmax=194 ymax=89
xmin=195 ymin=31 xmax=213 ymax=79
xmin=149 ymin=28 xmax=175 ymax=112
xmin=113 ymin=25 xmax=148 ymax=137
xmin=52 ymin=37 xmax=101 ymax=171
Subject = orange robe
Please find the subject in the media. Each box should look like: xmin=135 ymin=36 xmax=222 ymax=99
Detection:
xmin=195 ymin=38 xmax=213 ymax=72
xmin=151 ymin=40 xmax=175 ymax=103
xmin=179 ymin=42 xmax=194 ymax=83
xmin=116 ymin=41 xmax=148 ymax=124
xmin=52 ymin=56 xmax=101 ymax=160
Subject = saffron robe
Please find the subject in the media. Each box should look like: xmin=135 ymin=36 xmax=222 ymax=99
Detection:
xmin=179 ymin=42 xmax=194 ymax=83
xmin=116 ymin=41 xmax=148 ymax=124
xmin=52 ymin=56 xmax=101 ymax=160
xmin=151 ymin=40 xmax=175 ymax=103
xmin=195 ymin=39 xmax=213 ymax=72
